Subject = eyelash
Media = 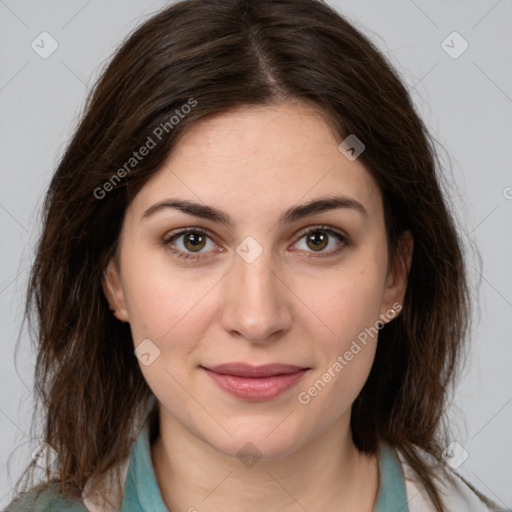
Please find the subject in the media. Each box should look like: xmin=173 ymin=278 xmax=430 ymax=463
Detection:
xmin=162 ymin=225 xmax=349 ymax=262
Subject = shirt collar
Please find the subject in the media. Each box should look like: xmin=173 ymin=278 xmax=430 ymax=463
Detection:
xmin=374 ymin=443 xmax=410 ymax=511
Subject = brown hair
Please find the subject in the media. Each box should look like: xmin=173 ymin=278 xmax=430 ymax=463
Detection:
xmin=8 ymin=0 xmax=473 ymax=510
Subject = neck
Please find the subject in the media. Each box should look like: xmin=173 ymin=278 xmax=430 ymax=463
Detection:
xmin=151 ymin=409 xmax=379 ymax=512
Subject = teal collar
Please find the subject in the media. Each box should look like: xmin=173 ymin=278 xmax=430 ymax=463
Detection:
xmin=120 ymin=421 xmax=409 ymax=512
xmin=374 ymin=443 xmax=410 ymax=512
xmin=119 ymin=420 xmax=168 ymax=511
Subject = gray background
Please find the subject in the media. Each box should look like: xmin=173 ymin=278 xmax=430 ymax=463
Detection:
xmin=1 ymin=0 xmax=511 ymax=508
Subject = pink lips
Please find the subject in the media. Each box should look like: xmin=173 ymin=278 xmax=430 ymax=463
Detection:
xmin=201 ymin=363 xmax=309 ymax=401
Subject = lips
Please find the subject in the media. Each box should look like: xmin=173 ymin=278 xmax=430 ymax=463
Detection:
xmin=204 ymin=363 xmax=307 ymax=378
xmin=201 ymin=363 xmax=310 ymax=401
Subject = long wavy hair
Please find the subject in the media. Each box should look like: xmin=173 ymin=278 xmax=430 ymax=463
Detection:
xmin=7 ymin=0 xmax=474 ymax=510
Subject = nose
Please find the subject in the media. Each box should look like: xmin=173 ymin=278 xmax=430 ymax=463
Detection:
xmin=221 ymin=248 xmax=293 ymax=343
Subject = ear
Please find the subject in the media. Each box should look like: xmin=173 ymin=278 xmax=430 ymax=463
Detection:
xmin=101 ymin=257 xmax=130 ymax=322
xmin=380 ymin=230 xmax=413 ymax=324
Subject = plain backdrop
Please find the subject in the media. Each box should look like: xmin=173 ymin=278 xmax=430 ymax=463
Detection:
xmin=1 ymin=0 xmax=511 ymax=509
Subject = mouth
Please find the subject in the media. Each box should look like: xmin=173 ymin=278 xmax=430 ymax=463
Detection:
xmin=200 ymin=363 xmax=310 ymax=401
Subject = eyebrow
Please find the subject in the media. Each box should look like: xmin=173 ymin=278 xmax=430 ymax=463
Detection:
xmin=141 ymin=195 xmax=368 ymax=225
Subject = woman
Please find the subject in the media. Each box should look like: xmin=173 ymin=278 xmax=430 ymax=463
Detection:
xmin=4 ymin=0 xmax=501 ymax=510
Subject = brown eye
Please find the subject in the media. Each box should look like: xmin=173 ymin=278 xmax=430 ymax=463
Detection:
xmin=305 ymin=231 xmax=329 ymax=251
xmin=163 ymin=229 xmax=217 ymax=260
xmin=293 ymin=226 xmax=348 ymax=256
xmin=182 ymin=231 xmax=207 ymax=252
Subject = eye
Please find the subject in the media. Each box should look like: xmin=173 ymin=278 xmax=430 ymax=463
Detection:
xmin=163 ymin=228 xmax=218 ymax=260
xmin=292 ymin=226 xmax=348 ymax=257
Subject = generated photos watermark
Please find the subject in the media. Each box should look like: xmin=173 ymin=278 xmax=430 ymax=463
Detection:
xmin=297 ymin=302 xmax=402 ymax=405
xmin=93 ymin=97 xmax=198 ymax=200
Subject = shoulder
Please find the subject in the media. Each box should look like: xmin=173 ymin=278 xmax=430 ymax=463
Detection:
xmin=396 ymin=449 xmax=506 ymax=512
xmin=3 ymin=486 xmax=89 ymax=512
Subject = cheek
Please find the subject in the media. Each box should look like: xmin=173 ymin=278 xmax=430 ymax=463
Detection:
xmin=296 ymin=276 xmax=381 ymax=422
xmin=294 ymin=260 xmax=384 ymax=403
xmin=302 ymin=262 xmax=386 ymax=347
xmin=121 ymin=252 xmax=220 ymax=344
xmin=124 ymin=266 xmax=217 ymax=408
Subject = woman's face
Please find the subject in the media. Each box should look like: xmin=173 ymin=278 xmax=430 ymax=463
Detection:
xmin=103 ymin=100 xmax=411 ymax=460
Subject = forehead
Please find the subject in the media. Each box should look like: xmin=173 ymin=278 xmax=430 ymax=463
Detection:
xmin=128 ymin=100 xmax=383 ymax=226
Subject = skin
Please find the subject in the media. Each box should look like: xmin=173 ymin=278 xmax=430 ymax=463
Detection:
xmin=102 ymin=99 xmax=413 ymax=512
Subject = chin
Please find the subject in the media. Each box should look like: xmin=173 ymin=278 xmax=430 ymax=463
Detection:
xmin=202 ymin=423 xmax=308 ymax=463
